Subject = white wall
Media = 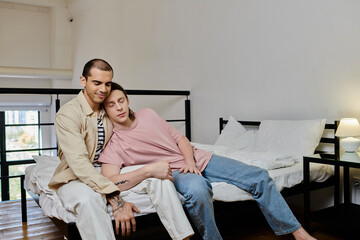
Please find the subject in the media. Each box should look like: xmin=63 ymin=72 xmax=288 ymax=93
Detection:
xmin=2 ymin=0 xmax=359 ymax=146
xmin=69 ymin=0 xmax=360 ymax=144
xmin=0 ymin=2 xmax=50 ymax=68
xmin=0 ymin=1 xmax=72 ymax=88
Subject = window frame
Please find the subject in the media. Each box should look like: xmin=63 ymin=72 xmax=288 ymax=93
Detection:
xmin=0 ymin=110 xmax=57 ymax=201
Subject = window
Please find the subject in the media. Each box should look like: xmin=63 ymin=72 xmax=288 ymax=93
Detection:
xmin=0 ymin=110 xmax=56 ymax=201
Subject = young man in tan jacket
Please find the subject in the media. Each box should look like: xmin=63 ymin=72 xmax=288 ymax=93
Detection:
xmin=48 ymin=59 xmax=139 ymax=239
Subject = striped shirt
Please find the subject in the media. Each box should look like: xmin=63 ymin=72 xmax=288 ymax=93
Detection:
xmin=93 ymin=111 xmax=105 ymax=168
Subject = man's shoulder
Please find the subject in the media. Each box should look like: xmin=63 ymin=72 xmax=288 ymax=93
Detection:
xmin=56 ymin=96 xmax=82 ymax=117
xmin=138 ymin=108 xmax=157 ymax=116
xmin=136 ymin=109 xmax=163 ymax=124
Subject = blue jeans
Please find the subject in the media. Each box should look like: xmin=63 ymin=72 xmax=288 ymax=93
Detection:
xmin=172 ymin=155 xmax=301 ymax=240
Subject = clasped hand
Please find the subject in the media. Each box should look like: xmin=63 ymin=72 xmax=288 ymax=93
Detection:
xmin=146 ymin=162 xmax=174 ymax=181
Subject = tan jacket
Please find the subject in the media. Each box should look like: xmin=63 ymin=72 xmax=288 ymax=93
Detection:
xmin=48 ymin=91 xmax=119 ymax=195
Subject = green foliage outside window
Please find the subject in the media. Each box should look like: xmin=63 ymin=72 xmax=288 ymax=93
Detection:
xmin=1 ymin=110 xmax=39 ymax=201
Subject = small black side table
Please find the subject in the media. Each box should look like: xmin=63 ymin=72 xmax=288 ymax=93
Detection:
xmin=303 ymin=153 xmax=360 ymax=237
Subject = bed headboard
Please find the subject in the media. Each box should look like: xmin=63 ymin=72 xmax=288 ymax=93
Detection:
xmin=219 ymin=118 xmax=340 ymax=160
xmin=0 ymin=88 xmax=191 ymax=140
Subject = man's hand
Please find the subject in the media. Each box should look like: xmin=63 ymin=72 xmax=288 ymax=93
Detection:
xmin=113 ymin=201 xmax=140 ymax=236
xmin=177 ymin=136 xmax=202 ymax=176
xmin=107 ymin=193 xmax=140 ymax=236
xmin=145 ymin=162 xmax=173 ymax=181
xmin=179 ymin=161 xmax=202 ymax=175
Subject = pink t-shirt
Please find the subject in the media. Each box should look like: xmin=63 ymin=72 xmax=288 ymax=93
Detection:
xmin=98 ymin=108 xmax=212 ymax=172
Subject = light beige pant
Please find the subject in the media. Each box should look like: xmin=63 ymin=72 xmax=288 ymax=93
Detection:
xmin=57 ymin=176 xmax=194 ymax=240
xmin=120 ymin=165 xmax=194 ymax=240
xmin=57 ymin=180 xmax=115 ymax=240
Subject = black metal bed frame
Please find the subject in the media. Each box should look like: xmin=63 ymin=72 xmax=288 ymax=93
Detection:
xmin=219 ymin=118 xmax=340 ymax=211
xmin=0 ymin=87 xmax=191 ymax=240
xmin=1 ymin=89 xmax=339 ymax=239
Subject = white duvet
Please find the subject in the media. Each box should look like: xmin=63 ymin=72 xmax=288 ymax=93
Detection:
xmin=192 ymin=143 xmax=298 ymax=170
xmin=25 ymin=145 xmax=333 ymax=223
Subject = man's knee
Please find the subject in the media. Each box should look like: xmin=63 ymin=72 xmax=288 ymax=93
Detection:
xmin=257 ymin=168 xmax=272 ymax=185
xmin=58 ymin=182 xmax=106 ymax=212
xmin=252 ymin=168 xmax=276 ymax=197
xmin=144 ymin=178 xmax=177 ymax=195
xmin=78 ymin=191 xmax=104 ymax=205
xmin=73 ymin=193 xmax=108 ymax=217
xmin=183 ymin=177 xmax=213 ymax=202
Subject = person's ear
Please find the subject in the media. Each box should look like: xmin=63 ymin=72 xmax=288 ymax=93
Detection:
xmin=80 ymin=76 xmax=86 ymax=88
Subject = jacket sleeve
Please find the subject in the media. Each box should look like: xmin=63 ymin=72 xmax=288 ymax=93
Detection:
xmin=55 ymin=111 xmax=119 ymax=195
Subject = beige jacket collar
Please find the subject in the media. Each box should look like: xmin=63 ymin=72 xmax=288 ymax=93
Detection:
xmin=77 ymin=90 xmax=97 ymax=116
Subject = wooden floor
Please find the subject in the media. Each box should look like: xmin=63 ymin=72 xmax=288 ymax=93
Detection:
xmin=0 ymin=199 xmax=348 ymax=240
xmin=0 ymin=199 xmax=63 ymax=240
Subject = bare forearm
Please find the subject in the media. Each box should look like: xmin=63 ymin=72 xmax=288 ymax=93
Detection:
xmin=102 ymin=162 xmax=173 ymax=191
xmin=178 ymin=136 xmax=196 ymax=163
xmin=108 ymin=168 xmax=150 ymax=191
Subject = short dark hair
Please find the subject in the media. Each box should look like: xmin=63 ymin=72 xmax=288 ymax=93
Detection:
xmin=108 ymin=82 xmax=135 ymax=121
xmin=82 ymin=59 xmax=113 ymax=80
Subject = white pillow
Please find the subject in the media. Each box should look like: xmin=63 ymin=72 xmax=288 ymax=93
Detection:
xmin=214 ymin=116 xmax=256 ymax=150
xmin=214 ymin=116 xmax=246 ymax=145
xmin=253 ymin=119 xmax=326 ymax=158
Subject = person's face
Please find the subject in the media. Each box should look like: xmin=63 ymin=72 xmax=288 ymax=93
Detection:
xmin=80 ymin=68 xmax=113 ymax=110
xmin=104 ymin=89 xmax=132 ymax=129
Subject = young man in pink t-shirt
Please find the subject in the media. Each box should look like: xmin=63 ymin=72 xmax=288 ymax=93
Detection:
xmin=99 ymin=82 xmax=316 ymax=240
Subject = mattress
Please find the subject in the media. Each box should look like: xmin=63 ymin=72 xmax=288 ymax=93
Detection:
xmin=25 ymin=145 xmax=333 ymax=223
xmin=193 ymin=142 xmax=333 ymax=201
xmin=211 ymin=161 xmax=332 ymax=201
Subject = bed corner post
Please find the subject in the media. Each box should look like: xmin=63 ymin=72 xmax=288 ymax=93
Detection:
xmin=20 ymin=174 xmax=27 ymax=222
xmin=185 ymin=98 xmax=191 ymax=141
xmin=55 ymin=94 xmax=60 ymax=112
xmin=334 ymin=120 xmax=340 ymax=160
xmin=219 ymin=118 xmax=224 ymax=134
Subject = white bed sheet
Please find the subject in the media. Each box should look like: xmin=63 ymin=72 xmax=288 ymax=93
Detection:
xmin=193 ymin=142 xmax=333 ymax=202
xmin=24 ymin=147 xmax=333 ymax=223
xmin=212 ymin=161 xmax=333 ymax=202
xmin=25 ymin=164 xmax=158 ymax=223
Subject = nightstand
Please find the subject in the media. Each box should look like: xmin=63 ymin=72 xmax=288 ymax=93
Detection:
xmin=303 ymin=153 xmax=360 ymax=237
